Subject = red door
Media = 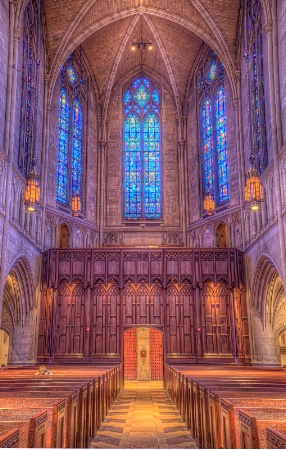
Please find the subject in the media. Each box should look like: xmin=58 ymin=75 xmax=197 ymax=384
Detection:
xmin=150 ymin=329 xmax=163 ymax=380
xmin=124 ymin=328 xmax=137 ymax=380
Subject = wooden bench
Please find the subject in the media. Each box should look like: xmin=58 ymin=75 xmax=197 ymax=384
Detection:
xmin=0 ymin=410 xmax=47 ymax=448
xmin=0 ymin=428 xmax=19 ymax=448
xmin=266 ymin=426 xmax=286 ymax=449
xmin=239 ymin=408 xmax=286 ymax=448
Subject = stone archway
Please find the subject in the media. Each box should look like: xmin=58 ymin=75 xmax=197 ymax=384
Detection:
xmin=251 ymin=256 xmax=286 ymax=366
xmin=1 ymin=258 xmax=37 ymax=365
xmin=123 ymin=327 xmax=163 ymax=381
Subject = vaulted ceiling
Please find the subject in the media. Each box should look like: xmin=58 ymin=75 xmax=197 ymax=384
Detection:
xmin=43 ymin=0 xmax=242 ymax=105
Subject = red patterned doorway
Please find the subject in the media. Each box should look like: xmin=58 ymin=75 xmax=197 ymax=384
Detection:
xmin=123 ymin=328 xmax=163 ymax=380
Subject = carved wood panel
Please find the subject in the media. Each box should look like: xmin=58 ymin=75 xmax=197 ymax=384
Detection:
xmin=55 ymin=283 xmax=85 ymax=356
xmin=202 ymin=284 xmax=232 ymax=355
xmin=38 ymin=248 xmax=249 ymax=364
xmin=124 ymin=329 xmax=137 ymax=380
xmin=150 ymin=329 xmax=163 ymax=379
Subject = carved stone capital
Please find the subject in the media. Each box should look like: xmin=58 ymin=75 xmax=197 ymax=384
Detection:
xmin=232 ymin=99 xmax=239 ymax=110
xmin=263 ymin=21 xmax=273 ymax=34
xmin=13 ymin=28 xmax=22 ymax=41
xmin=235 ymin=69 xmax=241 ymax=81
xmin=178 ymin=139 xmax=186 ymax=151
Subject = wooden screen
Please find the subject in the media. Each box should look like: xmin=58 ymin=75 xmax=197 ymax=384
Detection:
xmin=124 ymin=328 xmax=137 ymax=380
xmin=150 ymin=328 xmax=163 ymax=379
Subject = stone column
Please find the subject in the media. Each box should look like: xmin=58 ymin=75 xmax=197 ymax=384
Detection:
xmin=0 ymin=22 xmax=22 ymax=319
xmin=99 ymin=140 xmax=107 ymax=246
xmin=40 ymin=77 xmax=53 ymax=251
xmin=264 ymin=21 xmax=286 ymax=288
xmin=233 ymin=72 xmax=246 ymax=250
xmin=178 ymin=139 xmax=186 ymax=242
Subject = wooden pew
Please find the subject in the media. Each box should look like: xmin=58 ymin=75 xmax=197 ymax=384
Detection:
xmin=239 ymin=408 xmax=286 ymax=449
xmin=0 ymin=410 xmax=47 ymax=448
xmin=0 ymin=400 xmax=65 ymax=448
xmin=266 ymin=426 xmax=286 ymax=449
xmin=0 ymin=428 xmax=19 ymax=448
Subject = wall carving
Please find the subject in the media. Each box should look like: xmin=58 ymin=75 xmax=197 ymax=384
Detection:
xmin=38 ymin=248 xmax=249 ymax=365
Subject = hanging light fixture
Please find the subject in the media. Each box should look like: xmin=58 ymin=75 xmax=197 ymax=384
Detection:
xmin=24 ymin=158 xmax=40 ymax=212
xmin=24 ymin=0 xmax=41 ymax=212
xmin=243 ymin=0 xmax=264 ymax=211
xmin=204 ymin=191 xmax=215 ymax=216
xmin=131 ymin=16 xmax=153 ymax=51
xmin=72 ymin=192 xmax=81 ymax=217
xmin=244 ymin=166 xmax=264 ymax=211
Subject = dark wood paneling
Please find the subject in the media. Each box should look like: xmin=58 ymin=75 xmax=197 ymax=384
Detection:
xmin=38 ymin=248 xmax=249 ymax=365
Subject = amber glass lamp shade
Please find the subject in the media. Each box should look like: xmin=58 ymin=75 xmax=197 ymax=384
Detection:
xmin=204 ymin=191 xmax=215 ymax=216
xmin=244 ymin=167 xmax=264 ymax=211
xmin=24 ymin=168 xmax=40 ymax=212
xmin=72 ymin=192 xmax=81 ymax=217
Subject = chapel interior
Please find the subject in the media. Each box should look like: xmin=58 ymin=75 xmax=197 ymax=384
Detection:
xmin=0 ymin=0 xmax=286 ymax=448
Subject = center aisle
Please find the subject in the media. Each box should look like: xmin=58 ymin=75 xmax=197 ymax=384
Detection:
xmin=90 ymin=381 xmax=197 ymax=449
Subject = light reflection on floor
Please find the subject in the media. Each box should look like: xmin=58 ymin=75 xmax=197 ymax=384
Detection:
xmin=90 ymin=380 xmax=197 ymax=449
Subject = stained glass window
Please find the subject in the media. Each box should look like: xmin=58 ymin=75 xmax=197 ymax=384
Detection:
xmin=248 ymin=0 xmax=268 ymax=173
xmin=72 ymin=98 xmax=83 ymax=197
xmin=124 ymin=76 xmax=162 ymax=219
xmin=124 ymin=114 xmax=142 ymax=218
xmin=57 ymin=88 xmax=70 ymax=203
xmin=200 ymin=52 xmax=229 ymax=206
xmin=215 ymin=86 xmax=229 ymax=202
xmin=57 ymin=54 xmax=85 ymax=208
xmin=202 ymin=96 xmax=215 ymax=196
xmin=18 ymin=2 xmax=36 ymax=176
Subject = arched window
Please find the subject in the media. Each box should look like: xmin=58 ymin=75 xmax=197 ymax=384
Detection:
xmin=247 ymin=0 xmax=268 ymax=173
xmin=123 ymin=76 xmax=162 ymax=220
xmin=199 ymin=51 xmax=229 ymax=206
xmin=57 ymin=55 xmax=85 ymax=208
xmin=18 ymin=1 xmax=37 ymax=176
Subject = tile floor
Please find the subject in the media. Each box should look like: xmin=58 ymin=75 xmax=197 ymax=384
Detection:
xmin=90 ymin=381 xmax=197 ymax=449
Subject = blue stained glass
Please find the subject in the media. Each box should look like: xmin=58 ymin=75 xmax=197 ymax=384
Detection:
xmin=57 ymin=88 xmax=70 ymax=203
xmin=134 ymin=84 xmax=150 ymax=107
xmin=152 ymin=89 xmax=160 ymax=105
xmin=72 ymin=98 xmax=83 ymax=197
xmin=143 ymin=77 xmax=151 ymax=88
xmin=67 ymin=64 xmax=77 ymax=84
xmin=202 ymin=96 xmax=215 ymax=196
xmin=144 ymin=114 xmax=161 ymax=218
xmin=124 ymin=76 xmax=162 ymax=219
xmin=133 ymin=78 xmax=141 ymax=88
xmin=124 ymin=114 xmax=142 ymax=218
xmin=208 ymin=60 xmax=217 ymax=80
xmin=215 ymin=86 xmax=229 ymax=202
xmin=124 ymin=90 xmax=132 ymax=105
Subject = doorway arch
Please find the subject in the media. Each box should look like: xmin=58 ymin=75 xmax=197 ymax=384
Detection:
xmin=123 ymin=327 xmax=164 ymax=381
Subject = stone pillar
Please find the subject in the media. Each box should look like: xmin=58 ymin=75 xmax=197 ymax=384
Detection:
xmin=178 ymin=139 xmax=186 ymax=242
xmin=0 ymin=22 xmax=22 ymax=317
xmin=233 ymin=74 xmax=246 ymax=250
xmin=264 ymin=21 xmax=286 ymax=289
xmin=99 ymin=140 xmax=107 ymax=247
xmin=40 ymin=81 xmax=53 ymax=251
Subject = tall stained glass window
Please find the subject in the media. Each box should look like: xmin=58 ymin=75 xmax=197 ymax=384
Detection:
xmin=199 ymin=51 xmax=229 ymax=207
xmin=18 ymin=2 xmax=37 ymax=176
xmin=57 ymin=55 xmax=85 ymax=208
xmin=247 ymin=0 xmax=268 ymax=173
xmin=124 ymin=76 xmax=162 ymax=219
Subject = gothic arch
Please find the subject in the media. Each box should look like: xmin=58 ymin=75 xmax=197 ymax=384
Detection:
xmin=47 ymin=7 xmax=238 ymax=108
xmin=1 ymin=256 xmax=37 ymax=364
xmin=251 ymin=256 xmax=286 ymax=365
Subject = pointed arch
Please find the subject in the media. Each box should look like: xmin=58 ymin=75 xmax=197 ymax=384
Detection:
xmin=123 ymin=75 xmax=162 ymax=220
